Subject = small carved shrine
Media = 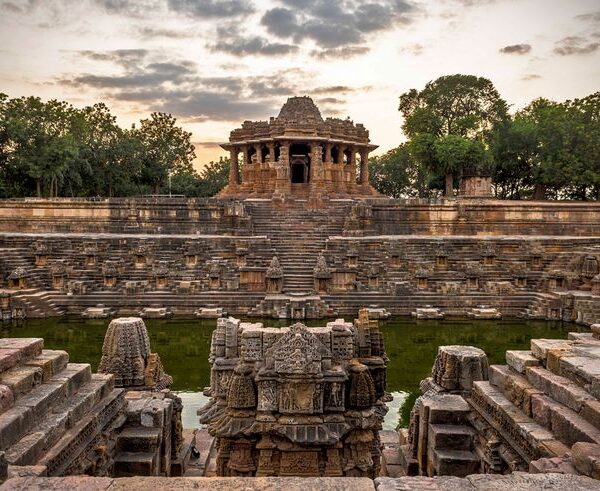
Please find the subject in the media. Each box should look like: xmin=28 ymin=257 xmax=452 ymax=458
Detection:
xmin=198 ymin=309 xmax=388 ymax=477
xmin=98 ymin=316 xmax=173 ymax=390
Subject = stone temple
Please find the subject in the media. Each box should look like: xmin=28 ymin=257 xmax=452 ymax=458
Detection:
xmin=219 ymin=96 xmax=379 ymax=202
xmin=198 ymin=309 xmax=388 ymax=477
xmin=2 ymin=96 xmax=600 ymax=488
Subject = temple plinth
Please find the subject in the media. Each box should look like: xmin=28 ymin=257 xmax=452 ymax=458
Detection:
xmin=218 ymin=96 xmax=379 ymax=200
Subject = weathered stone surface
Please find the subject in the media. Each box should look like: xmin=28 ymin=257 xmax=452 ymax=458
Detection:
xmin=376 ymin=475 xmax=473 ymax=490
xmin=432 ymin=346 xmax=488 ymax=393
xmin=466 ymin=471 xmax=600 ymax=490
xmin=506 ymin=351 xmax=539 ymax=374
xmin=526 ymin=366 xmax=595 ymax=412
xmin=530 ymin=339 xmax=573 ymax=364
xmin=199 ymin=314 xmax=387 ymax=477
xmin=98 ymin=317 xmax=172 ymax=390
xmin=0 ymin=477 xmax=376 ymax=491
xmin=572 ymin=442 xmax=600 ymax=479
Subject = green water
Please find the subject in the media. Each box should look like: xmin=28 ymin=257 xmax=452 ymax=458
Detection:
xmin=0 ymin=317 xmax=583 ymax=429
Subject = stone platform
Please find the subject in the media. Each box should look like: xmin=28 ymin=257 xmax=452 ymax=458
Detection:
xmin=396 ymin=328 xmax=600 ymax=481
xmin=2 ymin=473 xmax=599 ymax=490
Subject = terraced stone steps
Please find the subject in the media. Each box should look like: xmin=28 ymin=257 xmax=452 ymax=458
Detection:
xmin=469 ymin=331 xmax=600 ymax=472
xmin=247 ymin=201 xmax=349 ymax=293
xmin=0 ymin=337 xmax=124 ymax=475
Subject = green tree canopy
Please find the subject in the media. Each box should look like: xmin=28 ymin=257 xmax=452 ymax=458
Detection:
xmin=399 ymin=74 xmax=506 ymax=195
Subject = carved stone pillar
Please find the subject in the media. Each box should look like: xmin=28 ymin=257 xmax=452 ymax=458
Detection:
xmin=337 ymin=146 xmax=345 ymax=165
xmin=325 ymin=143 xmax=332 ymax=164
xmin=255 ymin=144 xmax=262 ymax=164
xmin=360 ymin=148 xmax=369 ymax=185
xmin=229 ymin=147 xmax=239 ymax=186
xmin=268 ymin=143 xmax=276 ymax=163
xmin=242 ymin=145 xmax=250 ymax=166
xmin=310 ymin=143 xmax=323 ymax=184
xmin=275 ymin=141 xmax=291 ymax=196
xmin=348 ymin=146 xmax=357 ymax=184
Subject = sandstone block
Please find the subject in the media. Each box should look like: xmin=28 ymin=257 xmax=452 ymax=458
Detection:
xmin=0 ymin=339 xmax=43 ymax=361
xmin=0 ymin=349 xmax=21 ymax=374
xmin=572 ymin=442 xmax=600 ymax=479
xmin=428 ymin=424 xmax=474 ymax=451
xmin=530 ymin=339 xmax=573 ymax=364
xmin=488 ymin=365 xmax=509 ymax=392
xmin=0 ymin=385 xmax=14 ymax=413
xmin=432 ymin=346 xmax=488 ymax=392
xmin=0 ymin=407 xmax=33 ymax=449
xmin=506 ymin=351 xmax=540 ymax=374
xmin=581 ymin=400 xmax=600 ymax=429
xmin=423 ymin=394 xmax=471 ymax=425
xmin=0 ymin=366 xmax=43 ymax=396
xmin=529 ymin=456 xmax=577 ymax=474
xmin=526 ymin=366 xmax=595 ymax=412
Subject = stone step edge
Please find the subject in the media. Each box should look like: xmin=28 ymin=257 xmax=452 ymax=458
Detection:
xmin=490 ymin=364 xmax=600 ymax=447
xmin=4 ymin=374 xmax=115 ymax=466
xmin=38 ymin=388 xmax=126 ymax=477
xmin=469 ymin=381 xmax=559 ymax=463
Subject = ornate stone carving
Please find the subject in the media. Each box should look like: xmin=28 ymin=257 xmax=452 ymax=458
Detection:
xmin=98 ymin=317 xmax=172 ymax=389
xmin=199 ymin=314 xmax=387 ymax=477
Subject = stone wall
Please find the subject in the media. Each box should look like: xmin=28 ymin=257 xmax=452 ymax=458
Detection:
xmin=2 ymin=198 xmax=600 ymax=320
xmin=3 ymin=197 xmax=600 ymax=236
xmin=0 ymin=198 xmax=250 ymax=235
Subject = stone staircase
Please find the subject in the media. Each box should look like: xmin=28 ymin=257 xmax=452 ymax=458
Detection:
xmin=247 ymin=200 xmax=349 ymax=294
xmin=468 ymin=331 xmax=600 ymax=471
xmin=0 ymin=337 xmax=125 ymax=476
xmin=12 ymin=289 xmax=66 ymax=318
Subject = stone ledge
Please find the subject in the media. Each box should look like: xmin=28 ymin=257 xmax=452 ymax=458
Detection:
xmin=376 ymin=472 xmax=600 ymax=490
xmin=0 ymin=476 xmax=375 ymax=490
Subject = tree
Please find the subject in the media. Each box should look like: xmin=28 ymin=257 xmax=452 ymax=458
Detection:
xmin=399 ymin=74 xmax=508 ymax=195
xmin=369 ymin=143 xmax=437 ymax=198
xmin=2 ymin=97 xmax=79 ymax=197
xmin=198 ymin=157 xmax=230 ymax=197
xmin=134 ymin=113 xmax=196 ymax=194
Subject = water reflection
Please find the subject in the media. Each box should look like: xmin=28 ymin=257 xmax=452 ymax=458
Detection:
xmin=0 ymin=317 xmax=581 ymax=429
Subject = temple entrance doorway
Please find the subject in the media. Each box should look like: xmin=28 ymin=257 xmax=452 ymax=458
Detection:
xmin=290 ymin=143 xmax=310 ymax=184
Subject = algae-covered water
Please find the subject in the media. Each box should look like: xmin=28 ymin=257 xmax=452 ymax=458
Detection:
xmin=0 ymin=317 xmax=582 ymax=429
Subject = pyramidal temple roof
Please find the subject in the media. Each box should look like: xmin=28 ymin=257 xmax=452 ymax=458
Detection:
xmin=277 ymin=96 xmax=323 ymax=123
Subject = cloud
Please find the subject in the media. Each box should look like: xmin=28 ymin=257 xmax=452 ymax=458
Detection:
xmin=575 ymin=11 xmax=600 ymax=23
xmin=209 ymin=26 xmax=299 ymax=56
xmin=136 ymin=26 xmax=197 ymax=39
xmin=76 ymin=49 xmax=150 ymax=67
xmin=316 ymin=97 xmax=344 ymax=105
xmin=58 ymin=51 xmax=319 ymax=123
xmin=310 ymin=46 xmax=370 ymax=59
xmin=311 ymin=86 xmax=354 ymax=94
xmin=400 ymin=43 xmax=424 ymax=55
xmin=166 ymin=0 xmax=254 ymax=18
xmin=520 ymin=73 xmax=541 ymax=81
xmin=261 ymin=1 xmax=418 ymax=49
xmin=194 ymin=141 xmax=224 ymax=148
xmin=499 ymin=43 xmax=531 ymax=55
xmin=554 ymin=36 xmax=600 ymax=55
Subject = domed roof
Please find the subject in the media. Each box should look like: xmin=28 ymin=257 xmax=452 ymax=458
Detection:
xmin=277 ymin=96 xmax=323 ymax=123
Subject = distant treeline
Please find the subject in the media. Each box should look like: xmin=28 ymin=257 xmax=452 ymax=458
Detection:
xmin=2 ymin=75 xmax=599 ymax=200
xmin=370 ymin=75 xmax=600 ymax=200
xmin=0 ymin=93 xmax=228 ymax=198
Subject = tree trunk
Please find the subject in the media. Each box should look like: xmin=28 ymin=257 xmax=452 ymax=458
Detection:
xmin=36 ymin=179 xmax=41 ymax=198
xmin=445 ymin=173 xmax=453 ymax=197
xmin=533 ymin=183 xmax=547 ymax=200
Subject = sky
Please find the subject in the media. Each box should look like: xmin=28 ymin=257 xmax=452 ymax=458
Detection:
xmin=1 ymin=0 xmax=599 ymax=170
